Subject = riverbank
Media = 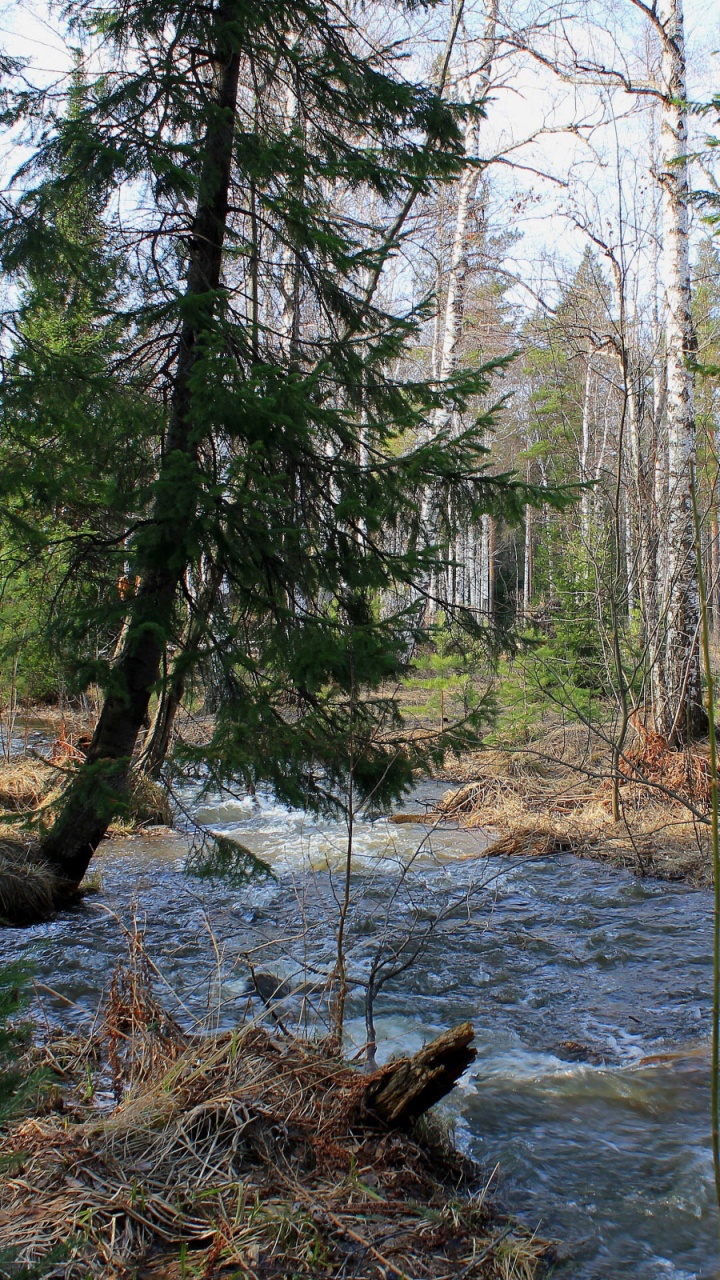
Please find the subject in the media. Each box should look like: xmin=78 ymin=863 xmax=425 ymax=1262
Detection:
xmin=423 ymin=723 xmax=716 ymax=887
xmin=0 ymin=935 xmax=550 ymax=1280
xmin=1 ymin=786 xmax=715 ymax=1277
xmin=3 ymin=706 xmax=715 ymax=888
xmin=0 ymin=758 xmax=171 ymax=832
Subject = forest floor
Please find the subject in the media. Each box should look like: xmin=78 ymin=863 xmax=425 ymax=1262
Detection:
xmin=418 ymin=720 xmax=716 ymax=887
xmin=0 ymin=933 xmax=551 ymax=1280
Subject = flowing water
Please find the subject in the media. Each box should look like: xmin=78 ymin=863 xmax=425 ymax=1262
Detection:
xmin=2 ymin=784 xmax=717 ymax=1279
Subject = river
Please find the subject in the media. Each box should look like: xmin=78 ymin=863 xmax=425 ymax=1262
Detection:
xmin=2 ymin=783 xmax=717 ymax=1279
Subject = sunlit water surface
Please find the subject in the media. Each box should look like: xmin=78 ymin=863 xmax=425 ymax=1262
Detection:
xmin=2 ymin=784 xmax=716 ymax=1279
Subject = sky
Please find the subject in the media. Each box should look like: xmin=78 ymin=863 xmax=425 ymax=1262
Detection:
xmin=1 ymin=0 xmax=719 ymax=319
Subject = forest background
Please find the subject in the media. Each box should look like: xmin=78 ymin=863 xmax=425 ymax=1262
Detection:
xmin=0 ymin=0 xmax=720 ymax=906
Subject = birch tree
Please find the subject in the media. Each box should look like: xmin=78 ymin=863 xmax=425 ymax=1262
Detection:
xmin=514 ymin=0 xmax=705 ymax=740
xmin=426 ymin=0 xmax=499 ymax=619
xmin=651 ymin=0 xmax=704 ymax=741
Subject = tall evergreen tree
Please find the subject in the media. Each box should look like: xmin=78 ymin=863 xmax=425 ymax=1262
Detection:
xmin=1 ymin=67 xmax=157 ymax=711
xmin=1 ymin=0 xmax=566 ymax=907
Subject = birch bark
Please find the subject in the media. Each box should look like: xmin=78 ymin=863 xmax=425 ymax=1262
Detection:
xmin=523 ymin=503 xmax=533 ymax=618
xmin=579 ymin=360 xmax=594 ymax=550
xmin=652 ymin=0 xmax=704 ymax=742
xmin=427 ymin=0 xmax=498 ymax=614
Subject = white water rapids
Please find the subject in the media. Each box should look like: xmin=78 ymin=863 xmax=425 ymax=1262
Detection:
xmin=3 ymin=781 xmax=717 ymax=1278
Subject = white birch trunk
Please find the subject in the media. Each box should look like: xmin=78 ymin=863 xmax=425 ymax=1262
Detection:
xmin=623 ymin=485 xmax=636 ymax=621
xmin=579 ymin=360 xmax=594 ymax=551
xmin=523 ymin=503 xmax=533 ymax=619
xmin=279 ymin=37 xmax=302 ymax=352
xmin=436 ymin=2 xmax=498 ymax=388
xmin=652 ymin=0 xmax=703 ymax=742
xmin=422 ymin=1 xmax=498 ymax=619
xmin=479 ymin=513 xmax=494 ymax=618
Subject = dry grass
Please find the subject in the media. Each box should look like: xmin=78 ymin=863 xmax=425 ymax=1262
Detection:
xmin=0 ymin=934 xmax=552 ymax=1280
xmin=0 ymin=836 xmax=64 ymax=925
xmin=0 ymin=759 xmax=55 ymax=813
xmin=0 ymin=759 xmax=171 ymax=832
xmin=421 ymin=722 xmax=717 ymax=884
xmin=117 ymin=773 xmax=173 ymax=830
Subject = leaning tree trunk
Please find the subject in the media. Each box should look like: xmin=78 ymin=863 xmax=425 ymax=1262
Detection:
xmin=137 ymin=559 xmax=225 ymax=779
xmin=651 ymin=0 xmax=705 ymax=744
xmin=40 ymin=11 xmax=241 ymax=887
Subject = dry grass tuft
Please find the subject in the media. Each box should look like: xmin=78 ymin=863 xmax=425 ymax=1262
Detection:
xmin=0 ymin=758 xmax=171 ymax=833
xmin=0 ymin=932 xmax=551 ymax=1279
xmin=120 ymin=773 xmax=173 ymax=830
xmin=427 ymin=726 xmax=717 ymax=885
xmin=0 ymin=760 xmax=55 ymax=814
xmin=0 ymin=835 xmax=63 ymax=925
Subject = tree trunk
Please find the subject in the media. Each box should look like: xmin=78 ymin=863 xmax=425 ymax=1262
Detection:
xmin=137 ymin=669 xmax=185 ymax=782
xmin=523 ymin=503 xmax=533 ymax=619
xmin=137 ymin=559 xmax=225 ymax=779
xmin=422 ymin=1 xmax=497 ymax=605
xmin=652 ymin=0 xmax=704 ymax=743
xmin=711 ymin=511 xmax=720 ymax=632
xmin=364 ymin=1022 xmax=476 ymax=1125
xmin=40 ymin=10 xmax=242 ymax=886
xmin=623 ymin=486 xmax=635 ymax=622
xmin=579 ymin=359 xmax=594 ymax=550
xmin=480 ymin=512 xmax=495 ymax=619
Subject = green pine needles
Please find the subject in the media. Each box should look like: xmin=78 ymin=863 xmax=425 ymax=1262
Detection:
xmin=0 ymin=961 xmax=41 ymax=1126
xmin=0 ymin=0 xmax=572 ymax=893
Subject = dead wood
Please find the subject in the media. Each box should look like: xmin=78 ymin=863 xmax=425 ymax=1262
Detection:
xmin=1 ymin=939 xmax=547 ymax=1280
xmin=482 ymin=828 xmax=585 ymax=858
xmin=364 ymin=1022 xmax=476 ymax=1125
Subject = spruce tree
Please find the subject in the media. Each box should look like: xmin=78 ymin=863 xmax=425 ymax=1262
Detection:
xmin=1 ymin=0 xmax=568 ymax=903
xmin=1 ymin=67 xmax=157 ymax=714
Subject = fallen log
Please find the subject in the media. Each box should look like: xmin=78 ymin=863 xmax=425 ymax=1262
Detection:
xmin=364 ymin=1021 xmax=476 ymax=1125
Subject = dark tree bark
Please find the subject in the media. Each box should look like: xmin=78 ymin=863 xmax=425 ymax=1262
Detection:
xmin=137 ymin=561 xmax=225 ymax=779
xmin=40 ymin=8 xmax=241 ymax=887
xmin=363 ymin=1022 xmax=476 ymax=1125
xmin=137 ymin=671 xmax=184 ymax=782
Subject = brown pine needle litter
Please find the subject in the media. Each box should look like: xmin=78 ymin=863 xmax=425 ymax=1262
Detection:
xmin=0 ymin=933 xmax=551 ymax=1280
